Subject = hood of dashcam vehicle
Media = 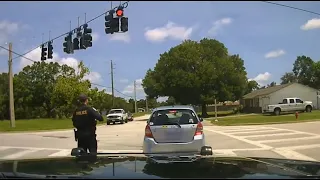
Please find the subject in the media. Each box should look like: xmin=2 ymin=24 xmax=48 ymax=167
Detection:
xmin=0 ymin=156 xmax=320 ymax=179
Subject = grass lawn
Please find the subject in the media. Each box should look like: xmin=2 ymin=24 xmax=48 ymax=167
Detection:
xmin=197 ymin=110 xmax=244 ymax=118
xmin=0 ymin=117 xmax=106 ymax=133
xmin=211 ymin=110 xmax=320 ymax=126
xmin=132 ymin=112 xmax=148 ymax=117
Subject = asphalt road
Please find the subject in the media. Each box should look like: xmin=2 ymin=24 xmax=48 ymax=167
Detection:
xmin=0 ymin=117 xmax=320 ymax=162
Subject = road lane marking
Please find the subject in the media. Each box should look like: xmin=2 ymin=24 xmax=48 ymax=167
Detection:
xmin=204 ymin=128 xmax=271 ymax=149
xmin=0 ymin=146 xmax=64 ymax=151
xmin=49 ymin=150 xmax=71 ymax=157
xmin=272 ymin=149 xmax=317 ymax=162
xmin=241 ymin=132 xmax=303 ymax=138
xmin=276 ymin=144 xmax=320 ymax=151
xmin=1 ymin=149 xmax=39 ymax=159
xmin=268 ymin=127 xmax=319 ymax=136
xmin=0 ymin=147 xmax=10 ymax=151
xmin=229 ymin=129 xmax=285 ymax=135
xmin=257 ymin=135 xmax=320 ymax=144
xmin=222 ymin=127 xmax=269 ymax=133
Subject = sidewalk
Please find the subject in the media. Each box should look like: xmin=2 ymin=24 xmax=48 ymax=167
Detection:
xmin=134 ymin=114 xmax=150 ymax=121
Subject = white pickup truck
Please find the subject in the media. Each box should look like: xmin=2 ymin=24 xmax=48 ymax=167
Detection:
xmin=264 ymin=97 xmax=313 ymax=116
xmin=106 ymin=109 xmax=128 ymax=125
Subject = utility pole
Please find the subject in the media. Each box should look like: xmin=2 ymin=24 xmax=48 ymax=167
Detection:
xmin=8 ymin=42 xmax=15 ymax=128
xmin=134 ymin=80 xmax=137 ymax=113
xmin=110 ymin=60 xmax=114 ymax=107
xmin=214 ymin=99 xmax=217 ymax=121
xmin=146 ymin=96 xmax=148 ymax=112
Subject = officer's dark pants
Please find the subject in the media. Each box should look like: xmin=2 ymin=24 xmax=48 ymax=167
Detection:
xmin=77 ymin=132 xmax=97 ymax=154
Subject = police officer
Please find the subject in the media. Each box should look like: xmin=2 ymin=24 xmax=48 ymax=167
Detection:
xmin=72 ymin=94 xmax=104 ymax=154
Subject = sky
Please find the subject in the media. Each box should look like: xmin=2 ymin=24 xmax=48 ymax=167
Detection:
xmin=0 ymin=1 xmax=319 ymax=101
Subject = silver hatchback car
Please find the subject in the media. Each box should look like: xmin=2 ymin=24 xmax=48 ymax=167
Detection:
xmin=143 ymin=105 xmax=205 ymax=155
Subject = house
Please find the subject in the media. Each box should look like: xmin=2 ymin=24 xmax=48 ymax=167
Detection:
xmin=241 ymin=83 xmax=320 ymax=113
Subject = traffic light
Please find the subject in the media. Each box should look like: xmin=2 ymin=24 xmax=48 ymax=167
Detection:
xmin=63 ymin=33 xmax=73 ymax=54
xmin=111 ymin=17 xmax=120 ymax=33
xmin=120 ymin=17 xmax=128 ymax=32
xmin=82 ymin=24 xmax=92 ymax=48
xmin=80 ymin=37 xmax=85 ymax=49
xmin=116 ymin=6 xmax=124 ymax=17
xmin=47 ymin=41 xmax=53 ymax=59
xmin=105 ymin=11 xmax=114 ymax=34
xmin=41 ymin=44 xmax=47 ymax=61
xmin=73 ymin=38 xmax=80 ymax=50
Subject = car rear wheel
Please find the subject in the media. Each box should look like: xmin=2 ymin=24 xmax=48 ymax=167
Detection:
xmin=120 ymin=118 xmax=125 ymax=124
xmin=306 ymin=105 xmax=312 ymax=112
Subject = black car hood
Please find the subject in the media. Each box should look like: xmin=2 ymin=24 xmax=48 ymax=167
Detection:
xmin=0 ymin=156 xmax=320 ymax=179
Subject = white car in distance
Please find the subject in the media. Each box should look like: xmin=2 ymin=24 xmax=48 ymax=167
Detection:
xmin=106 ymin=109 xmax=128 ymax=125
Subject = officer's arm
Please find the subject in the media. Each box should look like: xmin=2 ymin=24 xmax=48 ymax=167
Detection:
xmin=71 ymin=111 xmax=77 ymax=127
xmin=89 ymin=107 xmax=104 ymax=122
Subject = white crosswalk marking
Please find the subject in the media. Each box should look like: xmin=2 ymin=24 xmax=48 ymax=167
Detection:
xmin=205 ymin=126 xmax=320 ymax=162
xmin=48 ymin=150 xmax=71 ymax=157
xmin=2 ymin=149 xmax=39 ymax=159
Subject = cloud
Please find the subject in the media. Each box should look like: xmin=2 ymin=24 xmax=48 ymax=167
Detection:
xmin=109 ymin=33 xmax=130 ymax=43
xmin=0 ymin=49 xmax=7 ymax=55
xmin=208 ymin=17 xmax=233 ymax=36
xmin=122 ymin=78 xmax=145 ymax=98
xmin=92 ymin=32 xmax=99 ymax=42
xmin=264 ymin=49 xmax=286 ymax=59
xmin=144 ymin=21 xmax=193 ymax=42
xmin=119 ymin=78 xmax=129 ymax=83
xmin=301 ymin=18 xmax=320 ymax=30
xmin=19 ymin=47 xmax=102 ymax=83
xmin=0 ymin=20 xmax=19 ymax=45
xmin=157 ymin=96 xmax=168 ymax=102
xmin=93 ymin=86 xmax=112 ymax=95
xmin=248 ymin=72 xmax=271 ymax=86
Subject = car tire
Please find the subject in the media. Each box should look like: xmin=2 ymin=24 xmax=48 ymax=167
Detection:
xmin=107 ymin=121 xmax=111 ymax=125
xmin=306 ymin=105 xmax=312 ymax=112
xmin=274 ymin=108 xmax=281 ymax=116
xmin=120 ymin=117 xmax=124 ymax=124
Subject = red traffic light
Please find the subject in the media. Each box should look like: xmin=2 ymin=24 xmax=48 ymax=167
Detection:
xmin=116 ymin=9 xmax=123 ymax=17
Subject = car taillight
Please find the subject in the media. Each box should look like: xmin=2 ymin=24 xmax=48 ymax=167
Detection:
xmin=145 ymin=125 xmax=153 ymax=138
xmin=194 ymin=122 xmax=203 ymax=136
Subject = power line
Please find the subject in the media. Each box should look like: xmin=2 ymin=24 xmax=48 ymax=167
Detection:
xmin=261 ymin=1 xmax=320 ymax=16
xmin=0 ymin=45 xmax=36 ymax=62
xmin=91 ymin=83 xmax=132 ymax=98
xmin=11 ymin=1 xmax=130 ymax=61
xmin=0 ymin=45 xmax=132 ymax=99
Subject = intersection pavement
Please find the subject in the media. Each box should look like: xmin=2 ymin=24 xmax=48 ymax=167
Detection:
xmin=0 ymin=120 xmax=320 ymax=162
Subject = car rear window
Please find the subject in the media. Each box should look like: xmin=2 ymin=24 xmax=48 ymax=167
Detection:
xmin=149 ymin=109 xmax=199 ymax=126
xmin=109 ymin=110 xmax=122 ymax=114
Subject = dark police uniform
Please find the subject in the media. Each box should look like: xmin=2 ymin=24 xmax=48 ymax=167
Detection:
xmin=72 ymin=94 xmax=104 ymax=154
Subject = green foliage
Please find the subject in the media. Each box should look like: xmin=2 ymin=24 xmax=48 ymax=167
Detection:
xmin=142 ymin=38 xmax=248 ymax=117
xmin=0 ymin=61 xmax=131 ymax=120
xmin=281 ymin=55 xmax=320 ymax=89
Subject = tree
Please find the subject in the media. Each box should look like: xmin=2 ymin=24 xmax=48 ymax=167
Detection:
xmin=245 ymin=80 xmax=259 ymax=94
xmin=280 ymin=72 xmax=297 ymax=84
xmin=292 ymin=55 xmax=315 ymax=87
xmin=267 ymin=81 xmax=277 ymax=87
xmin=14 ymin=61 xmax=73 ymax=118
xmin=0 ymin=73 xmax=9 ymax=120
xmin=142 ymin=38 xmax=248 ymax=117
